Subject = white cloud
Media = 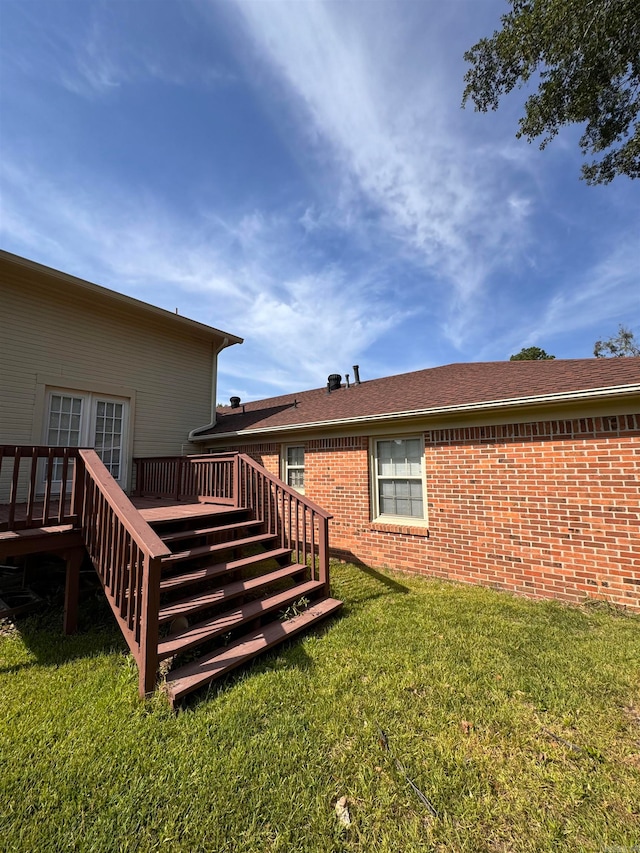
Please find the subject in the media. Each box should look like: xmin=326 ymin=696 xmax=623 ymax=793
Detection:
xmin=0 ymin=157 xmax=405 ymax=396
xmin=230 ymin=0 xmax=534 ymax=325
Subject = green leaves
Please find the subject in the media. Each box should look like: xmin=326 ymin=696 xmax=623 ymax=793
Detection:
xmin=462 ymin=0 xmax=640 ymax=183
xmin=510 ymin=346 xmax=556 ymax=360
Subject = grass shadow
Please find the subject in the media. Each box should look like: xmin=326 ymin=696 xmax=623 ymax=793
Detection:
xmin=1 ymin=558 xmax=125 ymax=674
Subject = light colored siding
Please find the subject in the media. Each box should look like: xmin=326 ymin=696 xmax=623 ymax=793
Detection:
xmin=1 ymin=261 xmax=230 ymax=490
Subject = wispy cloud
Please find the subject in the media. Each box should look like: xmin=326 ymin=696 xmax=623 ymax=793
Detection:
xmin=0 ymin=157 xmax=402 ymax=396
xmin=230 ymin=1 xmax=534 ymax=322
xmin=6 ymin=3 xmax=234 ymax=98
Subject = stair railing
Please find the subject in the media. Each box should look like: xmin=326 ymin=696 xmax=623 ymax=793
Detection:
xmin=78 ymin=450 xmax=171 ymax=696
xmin=235 ymin=453 xmax=332 ymax=595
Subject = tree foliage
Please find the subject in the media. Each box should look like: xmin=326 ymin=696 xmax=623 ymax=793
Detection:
xmin=593 ymin=324 xmax=640 ymax=356
xmin=462 ymin=0 xmax=640 ymax=183
xmin=510 ymin=346 xmax=556 ymax=360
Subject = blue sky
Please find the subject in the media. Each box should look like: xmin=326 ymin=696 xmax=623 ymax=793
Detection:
xmin=1 ymin=0 xmax=638 ymax=403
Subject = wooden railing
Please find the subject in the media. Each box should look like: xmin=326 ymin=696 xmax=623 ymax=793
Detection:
xmin=134 ymin=452 xmax=332 ymax=594
xmin=134 ymin=454 xmax=236 ymax=505
xmin=0 ymin=445 xmax=83 ymax=531
xmin=78 ymin=450 xmax=170 ymax=695
xmin=0 ymin=445 xmax=170 ymax=695
xmin=236 ymin=454 xmax=332 ymax=594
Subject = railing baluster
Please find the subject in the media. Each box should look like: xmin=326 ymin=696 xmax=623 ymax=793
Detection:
xmin=26 ymin=447 xmax=38 ymax=526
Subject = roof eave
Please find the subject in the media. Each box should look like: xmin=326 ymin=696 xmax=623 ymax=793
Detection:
xmin=192 ymin=383 xmax=640 ymax=442
xmin=1 ymin=250 xmax=244 ymax=345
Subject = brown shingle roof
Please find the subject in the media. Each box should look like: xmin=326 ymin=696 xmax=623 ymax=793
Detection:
xmin=200 ymin=358 xmax=640 ymax=439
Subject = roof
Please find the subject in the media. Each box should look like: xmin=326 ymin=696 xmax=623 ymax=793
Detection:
xmin=0 ymin=250 xmax=243 ymax=346
xmin=199 ymin=358 xmax=640 ymax=440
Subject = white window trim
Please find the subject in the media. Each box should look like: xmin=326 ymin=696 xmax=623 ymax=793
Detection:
xmin=369 ymin=435 xmax=428 ymax=526
xmin=282 ymin=444 xmax=305 ymax=494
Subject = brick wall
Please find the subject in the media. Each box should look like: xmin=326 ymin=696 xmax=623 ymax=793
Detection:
xmin=219 ymin=413 xmax=640 ymax=610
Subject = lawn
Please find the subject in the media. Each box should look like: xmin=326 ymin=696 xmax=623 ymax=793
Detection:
xmin=1 ymin=562 xmax=639 ymax=852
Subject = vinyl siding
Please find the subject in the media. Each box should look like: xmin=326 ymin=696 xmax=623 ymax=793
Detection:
xmin=1 ymin=261 xmax=230 ymax=489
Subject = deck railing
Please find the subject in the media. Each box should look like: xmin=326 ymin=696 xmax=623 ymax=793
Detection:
xmin=0 ymin=445 xmax=83 ymax=531
xmin=133 ymin=454 xmax=236 ymax=504
xmin=134 ymin=452 xmax=332 ymax=593
xmin=0 ymin=445 xmax=170 ymax=695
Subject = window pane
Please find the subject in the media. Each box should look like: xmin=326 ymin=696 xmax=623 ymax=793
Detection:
xmin=379 ymin=479 xmax=423 ymax=517
xmin=377 ymin=438 xmax=422 ymax=476
xmin=288 ymin=469 xmax=305 ymax=488
xmin=93 ymin=399 xmax=126 ymax=480
xmin=287 ymin=446 xmax=304 ymax=466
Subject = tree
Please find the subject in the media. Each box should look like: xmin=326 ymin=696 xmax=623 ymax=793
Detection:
xmin=510 ymin=346 xmax=556 ymax=360
xmin=462 ymin=0 xmax=640 ymax=184
xmin=593 ymin=324 xmax=640 ymax=357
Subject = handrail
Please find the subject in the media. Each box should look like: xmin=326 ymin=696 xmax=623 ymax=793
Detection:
xmin=78 ymin=450 xmax=170 ymax=695
xmin=234 ymin=453 xmax=332 ymax=594
xmin=236 ymin=453 xmax=332 ymax=519
xmin=79 ymin=450 xmax=169 ymax=559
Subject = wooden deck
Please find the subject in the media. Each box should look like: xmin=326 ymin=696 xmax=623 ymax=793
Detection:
xmin=0 ymin=497 xmax=230 ymax=557
xmin=1 ymin=448 xmax=336 ymax=702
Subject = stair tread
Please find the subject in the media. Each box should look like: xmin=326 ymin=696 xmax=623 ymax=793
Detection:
xmin=162 ymin=532 xmax=278 ymax=564
xmin=158 ymin=563 xmax=307 ymax=622
xmin=146 ymin=507 xmax=248 ymax=528
xmin=165 ymin=597 xmax=343 ymax=703
xmin=158 ymin=579 xmax=324 ymax=659
xmin=161 ymin=519 xmax=262 ymax=544
xmin=160 ymin=547 xmax=292 ymax=590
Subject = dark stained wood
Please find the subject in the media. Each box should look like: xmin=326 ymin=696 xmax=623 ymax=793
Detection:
xmin=159 ymin=547 xmax=292 ymax=592
xmin=161 ymin=532 xmax=279 ymax=566
xmin=1 ymin=446 xmax=339 ymax=704
xmin=165 ymin=598 xmax=343 ymax=705
xmin=160 ymin=518 xmax=259 ymax=544
xmin=158 ymin=563 xmax=307 ymax=623
xmin=157 ymin=579 xmax=325 ymax=660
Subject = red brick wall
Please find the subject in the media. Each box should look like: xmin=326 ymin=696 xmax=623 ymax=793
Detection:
xmin=220 ymin=413 xmax=640 ymax=610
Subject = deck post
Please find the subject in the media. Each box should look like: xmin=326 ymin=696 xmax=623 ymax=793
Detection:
xmin=71 ymin=454 xmax=85 ymax=526
xmin=139 ymin=554 xmax=161 ymax=697
xmin=318 ymin=516 xmax=330 ymax=595
xmin=63 ymin=547 xmax=85 ymax=634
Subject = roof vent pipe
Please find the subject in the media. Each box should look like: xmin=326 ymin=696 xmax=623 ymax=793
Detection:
xmin=230 ymin=396 xmax=241 ymax=409
xmin=327 ymin=374 xmax=342 ymax=392
xmin=353 ymin=365 xmax=361 ymax=385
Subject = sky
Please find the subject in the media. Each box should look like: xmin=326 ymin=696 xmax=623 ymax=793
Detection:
xmin=1 ymin=0 xmax=638 ymax=404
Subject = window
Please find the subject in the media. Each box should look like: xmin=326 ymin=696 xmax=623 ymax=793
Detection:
xmin=283 ymin=446 xmax=305 ymax=492
xmin=372 ymin=436 xmax=425 ymax=521
xmin=44 ymin=389 xmax=129 ymax=487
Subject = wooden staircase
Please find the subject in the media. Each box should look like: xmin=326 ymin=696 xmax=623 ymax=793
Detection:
xmin=149 ymin=505 xmax=342 ymax=706
xmin=0 ymin=447 xmax=341 ymax=706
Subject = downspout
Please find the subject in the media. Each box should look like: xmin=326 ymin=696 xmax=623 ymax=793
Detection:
xmin=188 ymin=337 xmax=229 ymax=441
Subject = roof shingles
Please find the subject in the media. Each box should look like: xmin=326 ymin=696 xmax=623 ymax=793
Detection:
xmin=204 ymin=359 xmax=640 ymax=437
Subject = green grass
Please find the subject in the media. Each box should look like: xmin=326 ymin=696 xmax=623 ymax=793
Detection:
xmin=1 ymin=563 xmax=639 ymax=852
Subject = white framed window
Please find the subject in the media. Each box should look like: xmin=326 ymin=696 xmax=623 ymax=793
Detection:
xmin=282 ymin=445 xmax=305 ymax=492
xmin=371 ymin=436 xmax=426 ymax=522
xmin=44 ymin=389 xmax=129 ymax=487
